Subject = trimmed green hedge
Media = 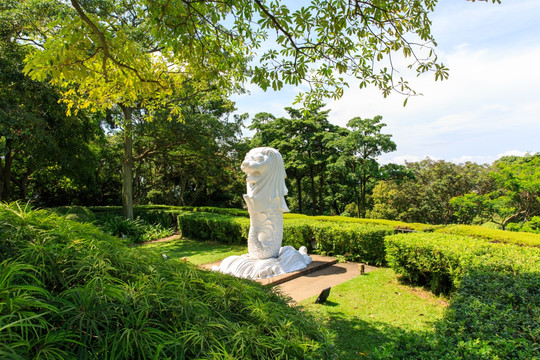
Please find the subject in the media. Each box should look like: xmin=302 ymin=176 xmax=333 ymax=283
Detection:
xmin=310 ymin=215 xmax=439 ymax=232
xmin=384 ymin=233 xmax=540 ymax=359
xmin=435 ymin=224 xmax=540 ymax=247
xmin=176 ymin=211 xmax=394 ymax=265
xmin=385 ymin=233 xmax=540 ymax=294
xmin=176 ymin=206 xmax=249 ymax=217
xmin=177 ymin=211 xmax=250 ymax=244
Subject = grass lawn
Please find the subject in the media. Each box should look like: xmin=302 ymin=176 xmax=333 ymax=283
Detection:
xmin=300 ymin=267 xmax=448 ymax=359
xmin=142 ymin=237 xmax=448 ymax=359
xmin=139 ymin=237 xmax=247 ymax=265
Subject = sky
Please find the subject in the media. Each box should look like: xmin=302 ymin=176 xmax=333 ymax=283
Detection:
xmin=231 ymin=0 xmax=540 ymax=165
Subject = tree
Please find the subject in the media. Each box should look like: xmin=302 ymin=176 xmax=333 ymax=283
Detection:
xmin=19 ymin=0 xmax=499 ymax=216
xmin=250 ymin=106 xmax=342 ymax=215
xmin=336 ymin=115 xmax=396 ymax=217
xmin=132 ymin=99 xmax=246 ymax=207
xmin=371 ymin=159 xmax=491 ymax=224
xmin=0 ymin=8 xmax=100 ymax=203
xmin=22 ymin=0 xmax=248 ymax=218
xmin=452 ymin=154 xmax=540 ymax=229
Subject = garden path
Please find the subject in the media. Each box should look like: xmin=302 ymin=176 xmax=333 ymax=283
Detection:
xmin=201 ymin=255 xmax=376 ymax=303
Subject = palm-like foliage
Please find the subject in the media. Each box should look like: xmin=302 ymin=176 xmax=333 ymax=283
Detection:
xmin=0 ymin=202 xmax=330 ymax=359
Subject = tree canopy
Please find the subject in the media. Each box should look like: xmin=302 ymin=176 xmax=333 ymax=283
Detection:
xmin=21 ymin=0 xmax=464 ymax=110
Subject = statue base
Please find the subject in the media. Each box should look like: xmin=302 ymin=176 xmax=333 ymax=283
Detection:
xmin=212 ymin=245 xmax=312 ymax=280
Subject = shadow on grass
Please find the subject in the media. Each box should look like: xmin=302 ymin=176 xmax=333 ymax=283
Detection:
xmin=320 ymin=270 xmax=540 ymax=360
xmin=321 ymin=311 xmax=434 ymax=360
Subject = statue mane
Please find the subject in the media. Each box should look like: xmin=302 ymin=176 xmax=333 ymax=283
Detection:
xmin=242 ymin=147 xmax=289 ymax=213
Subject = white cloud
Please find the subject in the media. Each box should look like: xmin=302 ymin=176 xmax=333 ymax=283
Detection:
xmin=326 ymin=30 xmax=540 ymax=164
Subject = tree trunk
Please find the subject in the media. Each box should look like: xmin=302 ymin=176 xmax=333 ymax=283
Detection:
xmin=309 ymin=166 xmax=316 ymax=216
xmin=178 ymin=173 xmax=187 ymax=206
xmin=318 ymin=171 xmax=324 ymax=215
xmin=360 ymin=174 xmax=367 ymax=218
xmin=0 ymin=140 xmax=13 ymax=201
xmin=121 ymin=106 xmax=134 ymax=220
xmin=18 ymin=170 xmax=31 ymax=201
xmin=296 ymin=176 xmax=303 ymax=214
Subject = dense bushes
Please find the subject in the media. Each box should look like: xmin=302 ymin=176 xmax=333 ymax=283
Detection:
xmin=95 ymin=214 xmax=174 ymax=244
xmin=309 ymin=215 xmax=438 ymax=232
xmin=384 ymin=232 xmax=540 ymax=359
xmin=432 ymin=269 xmax=540 ymax=359
xmin=51 ymin=205 xmax=97 ymax=223
xmin=386 ymin=233 xmax=540 ymax=294
xmin=286 ymin=220 xmax=393 ymax=264
xmin=176 ymin=211 xmax=394 ymax=265
xmin=507 ymin=216 xmax=540 ymax=234
xmin=0 ymin=202 xmax=331 ymax=359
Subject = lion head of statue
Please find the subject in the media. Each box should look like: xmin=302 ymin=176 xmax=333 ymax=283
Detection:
xmin=241 ymin=147 xmax=289 ymax=212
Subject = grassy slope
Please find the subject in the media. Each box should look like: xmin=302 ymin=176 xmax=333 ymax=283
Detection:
xmin=145 ymin=238 xmax=448 ymax=360
xmin=300 ymin=268 xmax=447 ymax=359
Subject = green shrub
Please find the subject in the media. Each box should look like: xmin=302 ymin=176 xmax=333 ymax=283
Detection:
xmin=385 ymin=233 xmax=540 ymax=294
xmin=133 ymin=209 xmax=178 ymax=230
xmin=176 ymin=211 xmax=394 ymax=264
xmin=432 ymin=269 xmax=540 ymax=359
xmin=51 ymin=205 xmax=97 ymax=223
xmin=96 ymin=214 xmax=174 ymax=244
xmin=177 ymin=211 xmax=250 ymax=244
xmin=507 ymin=216 xmax=540 ymax=234
xmin=308 ymin=214 xmax=439 ymax=232
xmin=287 ymin=220 xmax=393 ymax=265
xmin=435 ymin=224 xmax=540 ymax=247
xmin=0 ymin=202 xmax=331 ymax=359
xmin=384 ymin=232 xmax=540 ymax=359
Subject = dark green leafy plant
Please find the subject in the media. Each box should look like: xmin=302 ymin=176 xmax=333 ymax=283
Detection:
xmin=95 ymin=214 xmax=174 ymax=244
xmin=0 ymin=202 xmax=331 ymax=359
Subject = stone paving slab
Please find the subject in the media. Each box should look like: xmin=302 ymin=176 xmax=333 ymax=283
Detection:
xmin=276 ymin=261 xmax=377 ymax=302
xmin=201 ymin=255 xmax=377 ymax=302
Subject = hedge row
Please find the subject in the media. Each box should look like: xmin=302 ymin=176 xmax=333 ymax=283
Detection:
xmin=385 ymin=233 xmax=540 ymax=294
xmin=176 ymin=211 xmax=250 ymax=244
xmin=309 ymin=215 xmax=439 ymax=232
xmin=384 ymin=233 xmax=540 ymax=359
xmin=176 ymin=211 xmax=394 ymax=265
xmin=435 ymin=224 xmax=540 ymax=247
xmin=85 ymin=206 xmax=540 ymax=246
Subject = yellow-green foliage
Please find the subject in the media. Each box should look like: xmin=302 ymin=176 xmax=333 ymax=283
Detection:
xmin=300 ymin=214 xmax=439 ymax=232
xmin=435 ymin=224 xmax=540 ymax=247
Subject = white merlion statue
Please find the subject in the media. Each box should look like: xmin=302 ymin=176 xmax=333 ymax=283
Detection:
xmin=242 ymin=147 xmax=289 ymax=259
xmin=213 ymin=147 xmax=312 ymax=279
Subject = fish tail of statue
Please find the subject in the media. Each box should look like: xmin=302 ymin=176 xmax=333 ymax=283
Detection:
xmin=247 ymin=209 xmax=283 ymax=259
